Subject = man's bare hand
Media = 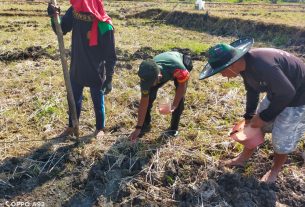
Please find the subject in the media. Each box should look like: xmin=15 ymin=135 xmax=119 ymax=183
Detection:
xmin=250 ymin=114 xmax=266 ymax=128
xmin=128 ymin=129 xmax=141 ymax=143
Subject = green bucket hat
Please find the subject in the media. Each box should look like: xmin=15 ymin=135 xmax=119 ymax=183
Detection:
xmin=138 ymin=59 xmax=160 ymax=91
xmin=199 ymin=37 xmax=254 ymax=80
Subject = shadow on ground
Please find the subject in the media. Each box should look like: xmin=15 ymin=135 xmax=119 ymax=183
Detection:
xmin=1 ymin=131 xmax=304 ymax=206
xmin=63 ymin=133 xmax=171 ymax=206
xmin=0 ymin=134 xmax=95 ymax=202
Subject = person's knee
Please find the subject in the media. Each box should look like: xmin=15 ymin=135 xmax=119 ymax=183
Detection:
xmin=273 ymin=142 xmax=295 ymax=154
xmin=272 ymin=127 xmax=303 ymax=155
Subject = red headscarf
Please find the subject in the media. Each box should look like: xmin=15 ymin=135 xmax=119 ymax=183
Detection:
xmin=70 ymin=0 xmax=112 ymax=46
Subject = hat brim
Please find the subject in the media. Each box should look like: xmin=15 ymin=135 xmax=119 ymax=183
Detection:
xmin=199 ymin=37 xmax=254 ymax=80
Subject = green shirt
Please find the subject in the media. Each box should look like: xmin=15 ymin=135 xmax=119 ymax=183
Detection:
xmin=153 ymin=51 xmax=187 ymax=83
xmin=140 ymin=51 xmax=190 ymax=95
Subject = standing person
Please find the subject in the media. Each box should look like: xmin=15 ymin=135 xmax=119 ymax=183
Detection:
xmin=200 ymin=37 xmax=305 ymax=183
xmin=129 ymin=51 xmax=193 ymax=142
xmin=47 ymin=0 xmax=116 ymax=138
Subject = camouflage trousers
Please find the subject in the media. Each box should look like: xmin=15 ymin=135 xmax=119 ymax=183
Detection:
xmin=256 ymin=97 xmax=305 ymax=154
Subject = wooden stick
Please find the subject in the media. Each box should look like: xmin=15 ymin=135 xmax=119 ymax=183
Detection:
xmin=50 ymin=0 xmax=79 ymax=137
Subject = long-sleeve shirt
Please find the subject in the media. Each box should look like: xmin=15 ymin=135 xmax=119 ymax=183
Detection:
xmin=241 ymin=48 xmax=305 ymax=122
xmin=52 ymin=7 xmax=116 ymax=87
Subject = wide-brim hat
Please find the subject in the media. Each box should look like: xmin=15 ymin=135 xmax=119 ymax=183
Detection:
xmin=199 ymin=37 xmax=254 ymax=80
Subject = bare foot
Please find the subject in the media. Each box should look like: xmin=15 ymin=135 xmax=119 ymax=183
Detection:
xmin=59 ymin=127 xmax=75 ymax=137
xmin=220 ymin=157 xmax=245 ymax=167
xmin=260 ymin=170 xmax=278 ymax=183
xmin=95 ymin=130 xmax=105 ymax=139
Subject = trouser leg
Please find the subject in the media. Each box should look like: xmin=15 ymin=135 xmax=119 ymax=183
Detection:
xmin=68 ymin=78 xmax=84 ymax=127
xmin=90 ymin=86 xmax=105 ymax=130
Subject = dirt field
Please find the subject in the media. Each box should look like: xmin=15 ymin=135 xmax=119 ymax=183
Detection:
xmin=0 ymin=1 xmax=304 ymax=206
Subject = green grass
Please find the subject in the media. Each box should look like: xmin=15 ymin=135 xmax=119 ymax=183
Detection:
xmin=221 ymin=80 xmax=242 ymax=89
xmin=272 ymin=34 xmax=289 ymax=46
xmin=159 ymin=40 xmax=210 ymax=54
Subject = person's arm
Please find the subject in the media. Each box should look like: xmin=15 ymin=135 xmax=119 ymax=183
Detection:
xmin=170 ymin=68 xmax=189 ymax=112
xmin=258 ymin=65 xmax=296 ymax=122
xmin=101 ymin=60 xmax=115 ymax=94
xmin=129 ymin=95 xmax=149 ymax=142
xmin=243 ymin=79 xmax=260 ymax=122
xmin=101 ymin=30 xmax=116 ymax=94
xmin=250 ymin=114 xmax=266 ymax=128
xmin=171 ymin=81 xmax=187 ymax=111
